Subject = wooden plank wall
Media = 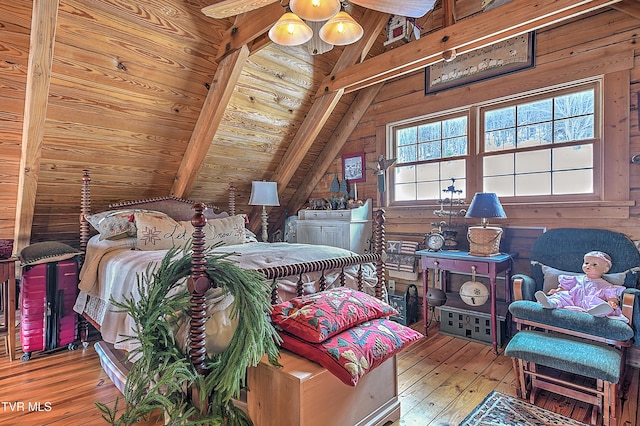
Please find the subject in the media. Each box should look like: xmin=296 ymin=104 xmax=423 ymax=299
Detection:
xmin=310 ymin=9 xmax=640 ymax=294
xmin=0 ymin=1 xmax=30 ymax=241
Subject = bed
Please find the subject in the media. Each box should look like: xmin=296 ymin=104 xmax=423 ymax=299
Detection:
xmin=75 ymin=171 xmax=387 ymax=355
xmin=74 ymin=170 xmax=404 ymax=425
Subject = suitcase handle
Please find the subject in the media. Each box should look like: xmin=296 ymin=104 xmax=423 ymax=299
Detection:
xmin=58 ymin=289 xmax=65 ymax=318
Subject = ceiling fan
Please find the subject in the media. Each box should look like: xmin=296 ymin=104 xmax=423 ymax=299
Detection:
xmin=202 ymin=0 xmax=434 ymax=20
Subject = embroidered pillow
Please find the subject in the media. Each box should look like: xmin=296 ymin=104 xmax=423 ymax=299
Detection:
xmin=85 ymin=209 xmax=153 ymax=240
xmin=279 ymin=318 xmax=422 ymax=386
xmin=541 ymin=264 xmax=626 ymax=293
xmin=270 ymin=287 xmax=398 ymax=343
xmin=135 ymin=212 xmax=246 ymax=250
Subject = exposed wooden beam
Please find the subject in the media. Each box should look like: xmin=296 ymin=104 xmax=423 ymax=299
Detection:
xmin=215 ymin=2 xmax=284 ymax=60
xmin=613 ymin=0 xmax=640 ymax=19
xmin=247 ymin=9 xmax=389 ymax=232
xmin=318 ymin=0 xmax=623 ymax=95
xmin=201 ymin=0 xmax=277 ymax=19
xmin=443 ymin=0 xmax=456 ymax=27
xmin=276 ymin=83 xmax=383 ymax=229
xmin=171 ymin=45 xmax=250 ymax=198
xmin=14 ymin=0 xmax=60 ymax=252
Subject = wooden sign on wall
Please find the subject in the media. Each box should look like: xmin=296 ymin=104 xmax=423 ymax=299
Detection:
xmin=425 ymin=32 xmax=535 ymax=94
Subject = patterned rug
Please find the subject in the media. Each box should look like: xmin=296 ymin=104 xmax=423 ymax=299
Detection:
xmin=460 ymin=391 xmax=589 ymax=426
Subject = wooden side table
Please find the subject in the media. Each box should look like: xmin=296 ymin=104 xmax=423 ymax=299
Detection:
xmin=0 ymin=258 xmax=17 ymax=361
xmin=416 ymin=250 xmax=514 ymax=354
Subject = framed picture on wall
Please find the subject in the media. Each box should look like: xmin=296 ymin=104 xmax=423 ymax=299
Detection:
xmin=342 ymin=152 xmax=366 ymax=183
xmin=425 ymin=32 xmax=535 ymax=94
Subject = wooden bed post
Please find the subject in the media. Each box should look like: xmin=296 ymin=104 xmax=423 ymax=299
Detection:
xmin=79 ymin=170 xmax=91 ymax=345
xmin=187 ymin=203 xmax=213 ymax=376
xmin=374 ymin=209 xmax=386 ymax=300
xmin=228 ymin=183 xmax=236 ymax=216
xmin=80 ymin=169 xmax=91 ymax=264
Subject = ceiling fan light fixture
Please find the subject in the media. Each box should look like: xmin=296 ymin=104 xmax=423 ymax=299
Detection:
xmin=269 ymin=12 xmax=313 ymax=46
xmin=319 ymin=11 xmax=363 ymax=46
xmin=306 ymin=21 xmax=334 ymax=55
xmin=290 ymin=0 xmax=341 ymax=22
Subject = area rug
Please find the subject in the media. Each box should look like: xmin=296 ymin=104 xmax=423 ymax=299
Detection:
xmin=460 ymin=390 xmax=589 ymax=426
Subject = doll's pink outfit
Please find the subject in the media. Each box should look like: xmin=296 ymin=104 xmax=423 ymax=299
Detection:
xmin=551 ymin=275 xmax=625 ymax=315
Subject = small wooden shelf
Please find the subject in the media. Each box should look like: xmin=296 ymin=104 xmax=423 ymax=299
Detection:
xmin=441 ymin=292 xmax=509 ymax=321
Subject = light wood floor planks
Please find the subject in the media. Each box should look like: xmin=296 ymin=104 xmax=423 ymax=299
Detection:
xmin=0 ymin=320 xmax=638 ymax=425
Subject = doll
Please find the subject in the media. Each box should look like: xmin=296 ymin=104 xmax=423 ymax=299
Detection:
xmin=534 ymin=250 xmax=627 ymax=321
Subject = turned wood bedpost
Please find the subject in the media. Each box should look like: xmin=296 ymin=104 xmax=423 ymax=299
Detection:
xmin=80 ymin=169 xmax=91 ymax=264
xmin=374 ymin=209 xmax=386 ymax=300
xmin=187 ymin=203 xmax=212 ymax=376
xmin=229 ymin=183 xmax=236 ymax=216
xmin=79 ymin=170 xmax=91 ymax=344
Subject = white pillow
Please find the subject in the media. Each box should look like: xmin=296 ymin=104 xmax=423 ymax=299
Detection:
xmin=134 ymin=212 xmax=246 ymax=251
xmin=541 ymin=264 xmax=626 ymax=293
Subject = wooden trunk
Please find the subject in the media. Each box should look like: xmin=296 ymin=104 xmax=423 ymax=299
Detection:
xmin=247 ymin=350 xmax=400 ymax=426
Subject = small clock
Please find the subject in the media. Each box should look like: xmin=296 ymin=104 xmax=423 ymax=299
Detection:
xmin=426 ymin=230 xmax=445 ymax=251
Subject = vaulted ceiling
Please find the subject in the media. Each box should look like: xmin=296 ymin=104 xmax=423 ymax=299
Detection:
xmin=4 ymin=0 xmax=637 ymax=248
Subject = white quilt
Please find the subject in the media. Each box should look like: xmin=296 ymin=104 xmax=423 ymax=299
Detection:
xmin=74 ymin=235 xmax=378 ymax=352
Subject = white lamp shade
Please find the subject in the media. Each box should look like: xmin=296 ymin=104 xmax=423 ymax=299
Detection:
xmin=290 ymin=0 xmax=340 ymax=22
xmin=319 ymin=11 xmax=363 ymax=46
xmin=269 ymin=12 xmax=313 ymax=46
xmin=249 ymin=181 xmax=280 ymax=206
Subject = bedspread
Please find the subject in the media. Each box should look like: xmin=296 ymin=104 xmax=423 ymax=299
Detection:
xmin=74 ymin=236 xmax=378 ymax=352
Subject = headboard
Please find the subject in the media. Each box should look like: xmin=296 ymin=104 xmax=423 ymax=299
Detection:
xmin=79 ymin=169 xmax=237 ymax=254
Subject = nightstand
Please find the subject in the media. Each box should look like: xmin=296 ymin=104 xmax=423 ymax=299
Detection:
xmin=0 ymin=258 xmax=17 ymax=361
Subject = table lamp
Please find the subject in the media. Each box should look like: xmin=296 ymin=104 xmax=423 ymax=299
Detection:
xmin=465 ymin=193 xmax=507 ymax=256
xmin=249 ymin=181 xmax=280 ymax=242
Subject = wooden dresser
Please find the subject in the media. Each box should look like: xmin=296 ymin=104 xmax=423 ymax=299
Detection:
xmin=296 ymin=199 xmax=372 ymax=254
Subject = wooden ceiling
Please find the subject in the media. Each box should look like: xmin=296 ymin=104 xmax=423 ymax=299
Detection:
xmin=3 ymin=0 xmax=636 ymax=248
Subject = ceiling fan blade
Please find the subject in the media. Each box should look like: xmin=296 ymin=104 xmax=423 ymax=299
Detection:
xmin=349 ymin=0 xmax=436 ymax=18
xmin=202 ymin=0 xmax=278 ymax=19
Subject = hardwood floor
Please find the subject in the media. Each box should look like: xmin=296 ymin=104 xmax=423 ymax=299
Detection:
xmin=0 ymin=320 xmax=638 ymax=425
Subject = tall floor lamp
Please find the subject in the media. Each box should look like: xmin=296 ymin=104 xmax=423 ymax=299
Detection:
xmin=249 ymin=181 xmax=280 ymax=242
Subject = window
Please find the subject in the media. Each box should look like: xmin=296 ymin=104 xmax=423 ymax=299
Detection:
xmin=391 ymin=114 xmax=468 ymax=202
xmin=387 ymin=81 xmax=600 ymax=205
xmin=481 ymin=85 xmax=597 ymax=197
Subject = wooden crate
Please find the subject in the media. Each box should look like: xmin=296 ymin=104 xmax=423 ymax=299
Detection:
xmin=247 ymin=350 xmax=400 ymax=426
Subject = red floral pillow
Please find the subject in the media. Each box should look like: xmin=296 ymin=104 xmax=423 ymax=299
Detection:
xmin=279 ymin=318 xmax=422 ymax=386
xmin=271 ymin=287 xmax=398 ymax=343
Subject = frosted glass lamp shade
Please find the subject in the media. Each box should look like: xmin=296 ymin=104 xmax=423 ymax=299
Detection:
xmin=249 ymin=181 xmax=280 ymax=207
xmin=290 ymin=0 xmax=340 ymax=22
xmin=319 ymin=11 xmax=363 ymax=46
xmin=269 ymin=12 xmax=313 ymax=46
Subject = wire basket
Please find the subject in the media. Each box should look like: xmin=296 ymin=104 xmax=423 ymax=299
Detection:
xmin=467 ymin=227 xmax=503 ymax=256
xmin=0 ymin=239 xmax=13 ymax=259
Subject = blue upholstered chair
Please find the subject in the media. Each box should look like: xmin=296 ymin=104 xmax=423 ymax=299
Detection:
xmin=505 ymin=228 xmax=640 ymax=426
